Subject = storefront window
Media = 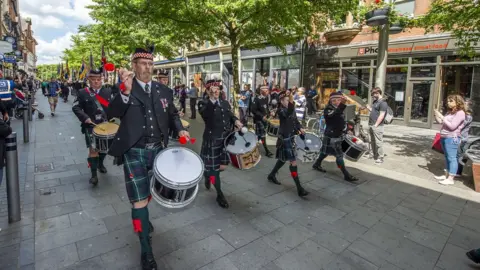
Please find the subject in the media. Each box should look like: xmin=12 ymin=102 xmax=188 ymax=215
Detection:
xmin=242 ymin=71 xmax=253 ymax=89
xmin=342 ymin=61 xmax=371 ymax=67
xmin=255 ymin=58 xmax=270 ymax=72
xmin=341 ymin=68 xmax=370 ymax=101
xmin=374 ymin=68 xmax=408 ymax=119
xmin=411 ymin=66 xmax=436 ymax=77
xmin=442 ymin=55 xmax=480 ymax=63
xmin=242 ymin=59 xmax=254 ymax=71
xmin=272 ymin=54 xmax=300 ymax=69
xmin=412 ymin=57 xmax=436 ymax=64
xmin=387 ymin=58 xmax=409 ymax=65
xmin=287 ymin=69 xmax=300 ymax=89
xmin=316 ymin=70 xmax=340 ymax=110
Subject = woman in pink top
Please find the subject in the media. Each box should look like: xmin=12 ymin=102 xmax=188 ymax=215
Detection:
xmin=433 ymin=95 xmax=466 ymax=185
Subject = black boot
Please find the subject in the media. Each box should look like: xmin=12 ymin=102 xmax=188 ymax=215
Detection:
xmin=268 ymin=160 xmax=284 ymax=185
xmin=312 ymin=154 xmax=327 ymax=172
xmin=336 ymin=158 xmax=359 ymax=182
xmin=467 ymin=249 xmax=480 ymax=264
xmin=261 ymin=137 xmax=273 ymax=158
xmin=204 ymin=171 xmax=211 ymax=190
xmin=211 ymin=170 xmax=229 ymax=208
xmin=132 ymin=207 xmax=157 ymax=270
xmin=87 ymin=157 xmax=99 ymax=186
xmin=290 ymin=165 xmax=309 ymax=197
xmin=98 ymin=153 xmax=108 ymax=174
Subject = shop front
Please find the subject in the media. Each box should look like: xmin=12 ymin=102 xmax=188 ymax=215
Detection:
xmin=153 ymin=57 xmax=186 ymax=88
xmin=304 ymin=35 xmax=480 ymax=128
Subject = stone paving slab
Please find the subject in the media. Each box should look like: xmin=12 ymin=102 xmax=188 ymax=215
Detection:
xmin=3 ymin=93 xmax=480 ymax=269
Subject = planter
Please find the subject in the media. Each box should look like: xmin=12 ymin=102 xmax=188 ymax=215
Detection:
xmin=389 ymin=22 xmax=404 ymax=34
xmin=365 ymin=7 xmax=390 ymax=26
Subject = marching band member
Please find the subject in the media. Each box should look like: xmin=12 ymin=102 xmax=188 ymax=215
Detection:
xmin=250 ymin=85 xmax=273 ymax=157
xmin=107 ymin=48 xmax=189 ymax=270
xmin=72 ymin=67 xmax=113 ymax=186
xmin=198 ymin=82 xmax=243 ymax=208
xmin=267 ymin=90 xmax=309 ymax=197
xmin=312 ymin=92 xmax=359 ymax=182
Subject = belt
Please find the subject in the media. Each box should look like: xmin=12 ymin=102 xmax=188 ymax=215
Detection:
xmin=134 ymin=136 xmax=164 ymax=149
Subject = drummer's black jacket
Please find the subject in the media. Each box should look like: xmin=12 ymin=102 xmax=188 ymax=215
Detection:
xmin=277 ymin=102 xmax=302 ymax=138
xmin=198 ymin=98 xmax=238 ymax=140
xmin=323 ymin=103 xmax=347 ymax=138
xmin=250 ymin=95 xmax=269 ymax=122
xmin=72 ymin=86 xmax=113 ymax=130
xmin=107 ymin=79 xmax=184 ymax=157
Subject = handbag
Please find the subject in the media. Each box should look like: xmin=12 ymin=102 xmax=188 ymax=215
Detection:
xmin=432 ymin=133 xmax=444 ymax=154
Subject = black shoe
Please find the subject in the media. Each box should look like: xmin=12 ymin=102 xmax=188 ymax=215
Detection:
xmin=89 ymin=176 xmax=98 ymax=186
xmin=312 ymin=164 xmax=326 ymax=173
xmin=268 ymin=174 xmax=281 ymax=185
xmin=467 ymin=250 xmax=480 ymax=264
xmin=98 ymin=165 xmax=107 ymax=174
xmin=204 ymin=176 xmax=211 ymax=190
xmin=51 ymin=112 xmax=54 ymax=116
xmin=141 ymin=252 xmax=158 ymax=270
xmin=265 ymin=151 xmax=273 ymax=158
xmin=297 ymin=187 xmax=310 ymax=197
xmin=344 ymin=175 xmax=359 ymax=182
xmin=216 ymin=194 xmax=229 ymax=208
xmin=149 ymin=221 xmax=154 ymax=234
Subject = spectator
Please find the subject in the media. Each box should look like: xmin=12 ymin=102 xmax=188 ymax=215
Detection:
xmin=457 ymin=99 xmax=473 ymax=176
xmin=47 ymin=77 xmax=61 ymax=116
xmin=366 ymin=87 xmax=388 ymax=164
xmin=238 ymin=84 xmax=251 ymax=125
xmin=188 ymin=82 xmax=198 ymax=119
xmin=306 ymin=85 xmax=318 ymax=115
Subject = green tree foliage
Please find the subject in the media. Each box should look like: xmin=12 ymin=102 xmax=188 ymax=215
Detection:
xmin=36 ymin=64 xmax=59 ymax=81
xmin=87 ymin=0 xmax=357 ymax=94
xmin=419 ymin=0 xmax=480 ymax=56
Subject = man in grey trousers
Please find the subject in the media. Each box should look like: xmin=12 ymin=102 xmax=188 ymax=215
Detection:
xmin=188 ymin=82 xmax=198 ymax=119
xmin=366 ymin=87 xmax=387 ymax=164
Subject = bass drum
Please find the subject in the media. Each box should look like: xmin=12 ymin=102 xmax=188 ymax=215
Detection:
xmin=225 ymin=131 xmax=261 ymax=170
xmin=150 ymin=147 xmax=203 ymax=209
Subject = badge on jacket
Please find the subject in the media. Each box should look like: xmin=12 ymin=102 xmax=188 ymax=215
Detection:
xmin=160 ymin=98 xmax=168 ymax=112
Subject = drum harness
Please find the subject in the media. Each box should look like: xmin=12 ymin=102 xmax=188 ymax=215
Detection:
xmin=84 ymin=87 xmax=108 ymax=125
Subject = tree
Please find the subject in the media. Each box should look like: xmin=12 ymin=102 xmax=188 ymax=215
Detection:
xmin=88 ymin=0 xmax=358 ymax=94
xmin=419 ymin=0 xmax=480 ymax=57
xmin=36 ymin=64 xmax=59 ymax=81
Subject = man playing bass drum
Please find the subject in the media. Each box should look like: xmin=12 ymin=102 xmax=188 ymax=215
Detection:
xmin=72 ymin=67 xmax=113 ymax=186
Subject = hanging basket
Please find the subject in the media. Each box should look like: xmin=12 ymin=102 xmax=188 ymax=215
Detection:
xmin=389 ymin=22 xmax=404 ymax=34
xmin=365 ymin=7 xmax=390 ymax=27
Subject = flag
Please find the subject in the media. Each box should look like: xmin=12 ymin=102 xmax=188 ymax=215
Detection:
xmin=60 ymin=63 xmax=64 ymax=80
xmin=79 ymin=59 xmax=88 ymax=81
xmin=65 ymin=60 xmax=69 ymax=80
xmin=101 ymin=45 xmax=108 ymax=80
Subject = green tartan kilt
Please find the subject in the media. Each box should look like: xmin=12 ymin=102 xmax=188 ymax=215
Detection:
xmin=123 ymin=147 xmax=163 ymax=203
xmin=83 ymin=127 xmax=94 ymax=148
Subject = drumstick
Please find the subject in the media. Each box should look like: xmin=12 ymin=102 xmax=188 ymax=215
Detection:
xmin=299 ymin=133 xmax=310 ymax=151
xmin=238 ymin=127 xmax=251 ymax=148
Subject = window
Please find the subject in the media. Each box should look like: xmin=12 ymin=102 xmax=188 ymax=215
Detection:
xmin=387 ymin=58 xmax=409 ymax=65
xmin=341 ymin=68 xmax=370 ymax=101
xmin=442 ymin=55 xmax=480 ymax=63
xmin=272 ymin=55 xmax=301 ymax=69
xmin=394 ymin=0 xmax=415 ymax=15
xmin=242 ymin=59 xmax=254 ymax=71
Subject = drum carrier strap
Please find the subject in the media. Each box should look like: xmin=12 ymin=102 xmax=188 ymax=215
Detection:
xmin=85 ymin=87 xmax=109 ymax=120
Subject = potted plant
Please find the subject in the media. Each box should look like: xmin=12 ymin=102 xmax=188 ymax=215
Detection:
xmin=389 ymin=13 xmax=414 ymax=34
xmin=358 ymin=0 xmax=391 ymax=27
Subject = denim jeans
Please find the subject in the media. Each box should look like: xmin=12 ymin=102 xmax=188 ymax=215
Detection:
xmin=440 ymin=137 xmax=460 ymax=175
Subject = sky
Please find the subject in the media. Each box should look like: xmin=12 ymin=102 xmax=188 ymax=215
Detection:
xmin=20 ymin=0 xmax=94 ymax=65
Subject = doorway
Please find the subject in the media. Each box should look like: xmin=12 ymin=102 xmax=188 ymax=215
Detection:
xmin=405 ymin=80 xmax=435 ymax=128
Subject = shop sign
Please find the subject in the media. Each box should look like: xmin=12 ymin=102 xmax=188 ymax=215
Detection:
xmin=3 ymin=36 xmax=17 ymax=50
xmin=0 ymin=41 xmax=12 ymax=53
xmin=357 ymin=39 xmax=451 ymax=56
xmin=4 ymin=55 xmax=16 ymax=63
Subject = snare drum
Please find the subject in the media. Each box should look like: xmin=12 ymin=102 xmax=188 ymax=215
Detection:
xmin=342 ymin=135 xmax=368 ymax=161
xmin=150 ymin=147 xmax=203 ymax=209
xmin=295 ymin=133 xmax=322 ymax=162
xmin=92 ymin=122 xmax=119 ymax=153
xmin=181 ymin=119 xmax=190 ymax=129
xmin=267 ymin=119 xmax=280 ymax=137
xmin=225 ymin=131 xmax=261 ymax=170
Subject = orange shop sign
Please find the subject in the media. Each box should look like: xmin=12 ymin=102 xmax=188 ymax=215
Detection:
xmin=357 ymin=41 xmax=449 ymax=56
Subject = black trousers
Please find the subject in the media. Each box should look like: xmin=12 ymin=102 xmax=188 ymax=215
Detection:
xmin=306 ymin=98 xmax=316 ymax=115
xmin=189 ymin=98 xmax=197 ymax=119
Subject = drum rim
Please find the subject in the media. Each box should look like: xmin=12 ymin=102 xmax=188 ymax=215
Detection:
xmin=153 ymin=147 xmax=204 ymax=189
xmin=295 ymin=132 xmax=322 ymax=151
xmin=344 ymin=135 xmax=367 ymax=151
xmin=93 ymin=122 xmax=119 ymax=137
xmin=224 ymin=131 xmax=258 ymax=154
xmin=150 ymin=181 xmax=199 ymax=209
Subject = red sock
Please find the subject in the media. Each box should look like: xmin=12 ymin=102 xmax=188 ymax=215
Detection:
xmin=132 ymin=219 xmax=142 ymax=232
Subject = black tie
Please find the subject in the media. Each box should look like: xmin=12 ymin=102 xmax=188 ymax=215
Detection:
xmin=145 ymin=84 xmax=150 ymax=94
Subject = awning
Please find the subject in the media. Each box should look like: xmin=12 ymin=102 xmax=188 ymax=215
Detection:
xmin=154 ymin=57 xmax=184 ymax=65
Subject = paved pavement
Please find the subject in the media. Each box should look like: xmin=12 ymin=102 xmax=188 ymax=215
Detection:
xmin=1 ymin=92 xmax=480 ymax=269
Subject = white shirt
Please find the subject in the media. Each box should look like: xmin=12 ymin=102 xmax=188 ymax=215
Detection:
xmin=120 ymin=78 xmax=152 ymax=103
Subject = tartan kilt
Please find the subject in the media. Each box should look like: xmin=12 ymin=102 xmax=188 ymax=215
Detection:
xmin=200 ymin=133 xmax=230 ymax=171
xmin=123 ymin=147 xmax=163 ymax=203
xmin=83 ymin=127 xmax=94 ymax=149
xmin=254 ymin=120 xmax=267 ymax=138
xmin=321 ymin=135 xmax=344 ymax=159
xmin=275 ymin=136 xmax=297 ymax=162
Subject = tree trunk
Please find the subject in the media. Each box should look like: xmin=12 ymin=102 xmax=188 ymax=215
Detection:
xmin=230 ymin=41 xmax=240 ymax=114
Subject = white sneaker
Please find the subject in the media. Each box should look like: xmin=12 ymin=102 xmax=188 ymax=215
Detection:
xmin=439 ymin=179 xmax=455 ymax=185
xmin=375 ymin=159 xmax=383 ymax=164
xmin=434 ymin=175 xmax=447 ymax=180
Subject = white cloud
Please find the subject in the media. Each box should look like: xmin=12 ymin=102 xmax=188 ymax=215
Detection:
xmin=21 ymin=12 xmax=65 ymax=31
xmin=36 ymin=32 xmax=74 ymax=64
xmin=21 ymin=0 xmax=94 ymax=24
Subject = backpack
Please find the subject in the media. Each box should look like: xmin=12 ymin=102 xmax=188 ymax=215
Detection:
xmin=382 ymin=100 xmax=394 ymax=124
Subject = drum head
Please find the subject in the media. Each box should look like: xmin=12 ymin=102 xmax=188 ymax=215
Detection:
xmin=269 ymin=119 xmax=280 ymax=126
xmin=153 ymin=147 xmax=203 ymax=188
xmin=93 ymin=122 xmax=119 ymax=136
xmin=295 ymin=133 xmax=322 ymax=152
xmin=345 ymin=135 xmax=367 ymax=150
xmin=225 ymin=131 xmax=258 ymax=154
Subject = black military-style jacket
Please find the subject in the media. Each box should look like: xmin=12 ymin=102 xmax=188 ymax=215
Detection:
xmin=198 ymin=98 xmax=238 ymax=140
xmin=72 ymin=86 xmax=113 ymax=129
xmin=277 ymin=102 xmax=302 ymax=138
xmin=250 ymin=95 xmax=270 ymax=122
xmin=107 ymin=79 xmax=184 ymax=157
xmin=323 ymin=103 xmax=346 ymax=138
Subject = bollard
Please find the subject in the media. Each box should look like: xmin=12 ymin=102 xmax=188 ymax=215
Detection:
xmin=6 ymin=132 xmax=21 ymax=223
xmin=22 ymin=104 xmax=29 ymax=143
xmin=28 ymin=96 xmax=33 ymax=121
